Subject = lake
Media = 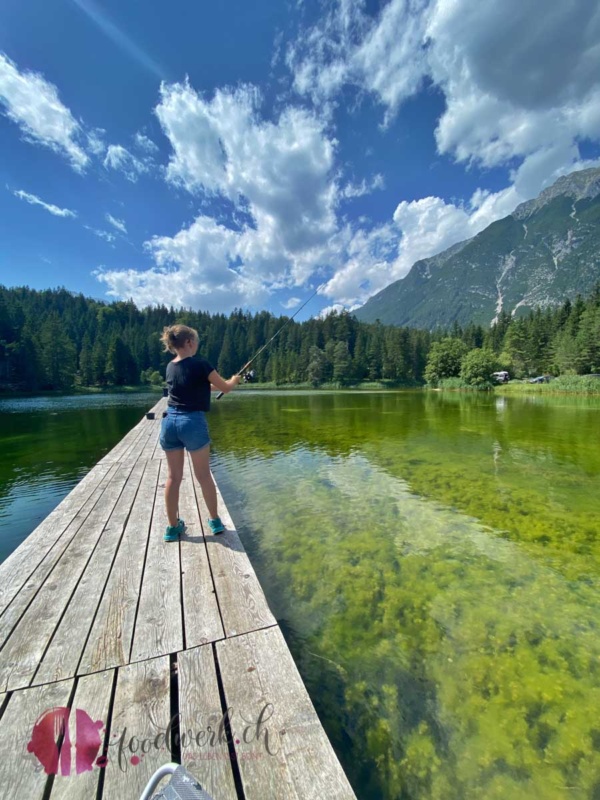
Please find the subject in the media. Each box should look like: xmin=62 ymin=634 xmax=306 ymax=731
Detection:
xmin=2 ymin=389 xmax=600 ymax=799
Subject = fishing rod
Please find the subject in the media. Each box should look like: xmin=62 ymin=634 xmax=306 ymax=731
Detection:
xmin=216 ymin=287 xmax=321 ymax=399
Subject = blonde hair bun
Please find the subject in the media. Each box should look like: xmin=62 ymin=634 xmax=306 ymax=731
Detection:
xmin=160 ymin=324 xmax=199 ymax=354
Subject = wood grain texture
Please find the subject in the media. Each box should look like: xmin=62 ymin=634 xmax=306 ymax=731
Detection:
xmin=177 ymin=645 xmax=237 ymax=800
xmin=49 ymin=669 xmax=114 ymax=800
xmin=180 ymin=456 xmax=225 ymax=648
xmin=78 ymin=460 xmax=160 ymax=674
xmin=0 ymin=678 xmax=73 ymax=798
xmin=101 ymin=655 xmax=172 ymax=799
xmin=217 ymin=626 xmax=357 ymax=800
xmin=33 ymin=460 xmax=147 ymax=686
xmin=194 ymin=474 xmax=276 ymax=637
xmin=130 ymin=460 xmax=184 ymax=662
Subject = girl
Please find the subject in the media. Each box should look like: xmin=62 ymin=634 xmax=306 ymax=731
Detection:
xmin=159 ymin=324 xmax=240 ymax=541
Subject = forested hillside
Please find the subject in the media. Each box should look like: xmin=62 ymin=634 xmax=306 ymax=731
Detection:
xmin=0 ymin=286 xmax=431 ymax=391
xmin=1 ymin=284 xmax=599 ymax=393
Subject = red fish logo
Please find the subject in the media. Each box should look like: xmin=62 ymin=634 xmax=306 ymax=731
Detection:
xmin=27 ymin=707 xmax=105 ymax=776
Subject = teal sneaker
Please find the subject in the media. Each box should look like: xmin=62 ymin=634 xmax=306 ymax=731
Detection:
xmin=164 ymin=518 xmax=185 ymax=542
xmin=207 ymin=517 xmax=225 ymax=535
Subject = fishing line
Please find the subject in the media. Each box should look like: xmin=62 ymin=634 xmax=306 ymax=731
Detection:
xmin=216 ymin=286 xmax=322 ymax=399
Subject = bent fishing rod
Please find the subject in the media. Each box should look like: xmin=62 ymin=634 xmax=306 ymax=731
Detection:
xmin=216 ymin=287 xmax=321 ymax=399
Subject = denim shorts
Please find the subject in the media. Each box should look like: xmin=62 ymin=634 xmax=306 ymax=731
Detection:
xmin=159 ymin=407 xmax=211 ymax=452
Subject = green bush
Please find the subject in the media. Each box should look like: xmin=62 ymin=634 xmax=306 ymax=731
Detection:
xmin=424 ymin=338 xmax=469 ymax=385
xmin=460 ymin=348 xmax=499 ymax=388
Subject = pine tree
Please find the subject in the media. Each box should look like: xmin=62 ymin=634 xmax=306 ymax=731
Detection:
xmin=39 ymin=313 xmax=77 ymax=388
xmin=79 ymin=332 xmax=94 ymax=386
xmin=333 ymin=341 xmax=351 ymax=385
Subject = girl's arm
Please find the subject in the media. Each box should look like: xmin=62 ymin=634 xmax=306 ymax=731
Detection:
xmin=208 ymin=370 xmax=241 ymax=394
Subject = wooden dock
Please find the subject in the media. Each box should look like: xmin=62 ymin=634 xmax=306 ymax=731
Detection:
xmin=0 ymin=397 xmax=356 ymax=799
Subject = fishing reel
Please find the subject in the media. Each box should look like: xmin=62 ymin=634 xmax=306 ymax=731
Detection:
xmin=242 ymin=369 xmax=256 ymax=383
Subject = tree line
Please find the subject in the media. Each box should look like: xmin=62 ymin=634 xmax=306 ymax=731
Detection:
xmin=0 ymin=284 xmax=598 ymax=392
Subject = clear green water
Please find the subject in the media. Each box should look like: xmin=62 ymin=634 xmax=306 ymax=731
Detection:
xmin=209 ymin=390 xmax=600 ymax=800
xmin=2 ymin=390 xmax=600 ymax=798
xmin=0 ymin=393 xmax=155 ymax=564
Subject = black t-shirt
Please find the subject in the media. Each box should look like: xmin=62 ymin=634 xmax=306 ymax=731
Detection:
xmin=166 ymin=357 xmax=215 ymax=412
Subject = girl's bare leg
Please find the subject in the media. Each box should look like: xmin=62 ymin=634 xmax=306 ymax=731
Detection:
xmin=164 ymin=449 xmax=185 ymax=526
xmin=189 ymin=444 xmax=218 ymax=519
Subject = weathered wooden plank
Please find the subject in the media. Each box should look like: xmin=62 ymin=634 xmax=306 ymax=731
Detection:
xmin=33 ymin=460 xmax=147 ymax=686
xmin=194 ymin=473 xmax=276 ymax=637
xmin=49 ymin=669 xmax=114 ymax=800
xmin=120 ymin=425 xmax=157 ymax=467
xmin=138 ymin=425 xmax=161 ymax=462
xmin=130 ymin=461 xmax=183 ymax=662
xmin=180 ymin=457 xmax=225 ymax=648
xmin=103 ymin=396 xmax=165 ymax=466
xmin=177 ymin=645 xmax=237 ymax=800
xmin=137 ymin=405 xmax=164 ymax=463
xmin=0 ymin=462 xmax=115 ymax=617
xmin=78 ymin=459 xmax=160 ymax=674
xmin=0 ymin=462 xmax=136 ymax=692
xmin=101 ymin=656 xmax=172 ymax=799
xmin=217 ymin=626 xmax=357 ymax=800
xmin=0 ymin=678 xmax=74 ymax=798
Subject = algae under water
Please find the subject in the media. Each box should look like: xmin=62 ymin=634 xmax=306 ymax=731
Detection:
xmin=208 ymin=390 xmax=600 ymax=800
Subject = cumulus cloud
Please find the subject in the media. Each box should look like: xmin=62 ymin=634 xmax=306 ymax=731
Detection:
xmin=281 ymin=296 xmax=301 ymax=309
xmin=105 ymin=213 xmax=127 ymax=233
xmin=0 ymin=53 xmax=89 ymax=171
xmin=98 ymin=81 xmax=340 ymax=310
xmin=12 ymin=189 xmax=77 ymax=218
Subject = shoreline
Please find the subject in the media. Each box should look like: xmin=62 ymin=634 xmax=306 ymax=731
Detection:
xmin=2 ymin=378 xmax=600 ymax=399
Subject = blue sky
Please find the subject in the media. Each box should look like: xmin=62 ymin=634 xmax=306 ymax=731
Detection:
xmin=1 ymin=0 xmax=599 ymax=319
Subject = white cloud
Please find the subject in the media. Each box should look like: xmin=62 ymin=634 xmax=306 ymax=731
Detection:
xmin=87 ymin=128 xmax=106 ymax=156
xmin=105 ymin=213 xmax=127 ymax=233
xmin=281 ymin=296 xmax=301 ymax=309
xmin=318 ymin=302 xmax=350 ymax=318
xmin=12 ymin=189 xmax=77 ymax=218
xmin=155 ymin=82 xmax=337 ymax=258
xmin=85 ymin=226 xmax=116 ymax=243
xmin=0 ymin=53 xmax=89 ymax=171
xmin=103 ymin=144 xmax=149 ymax=182
xmin=97 ymin=81 xmax=341 ymax=311
xmin=287 ymin=0 xmax=430 ymax=122
xmin=134 ymin=131 xmax=158 ymax=153
xmin=341 ymin=173 xmax=384 ymax=199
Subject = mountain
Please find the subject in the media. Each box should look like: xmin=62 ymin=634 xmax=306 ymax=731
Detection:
xmin=354 ymin=166 xmax=600 ymax=329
